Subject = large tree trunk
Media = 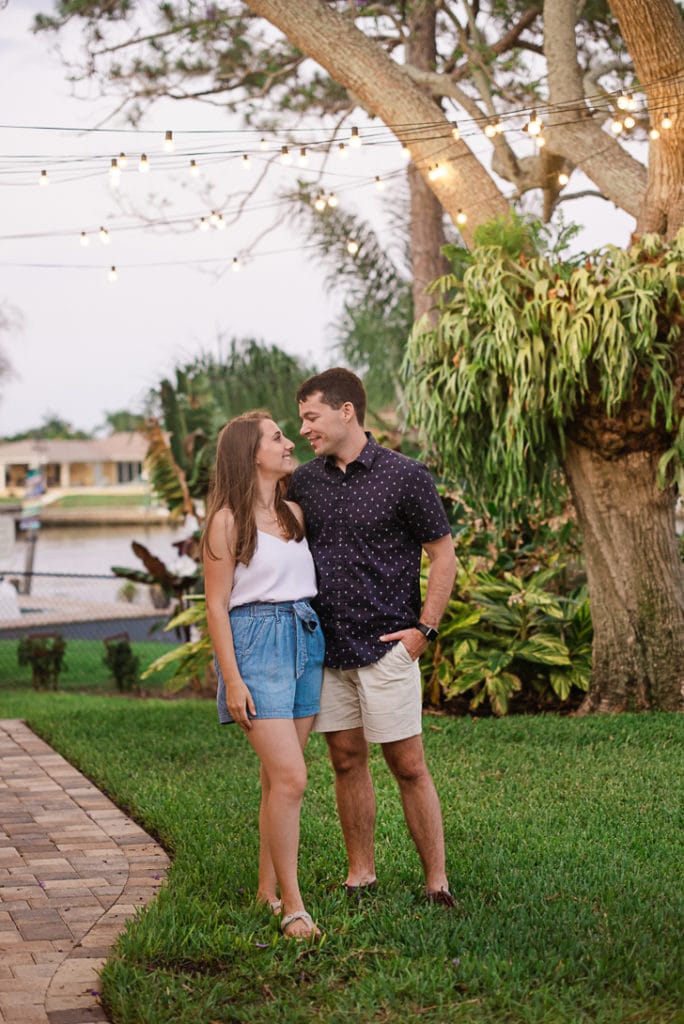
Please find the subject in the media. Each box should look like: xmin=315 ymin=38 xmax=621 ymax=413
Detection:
xmin=564 ymin=439 xmax=684 ymax=712
xmin=243 ymin=0 xmax=509 ymax=237
xmin=608 ymin=0 xmax=684 ymax=238
xmin=406 ymin=0 xmax=450 ymax=320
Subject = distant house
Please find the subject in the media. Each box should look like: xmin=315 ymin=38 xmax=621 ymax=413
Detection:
xmin=0 ymin=432 xmax=149 ymax=492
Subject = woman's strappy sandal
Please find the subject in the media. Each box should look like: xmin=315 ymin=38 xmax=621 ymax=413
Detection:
xmin=280 ymin=909 xmax=321 ymax=940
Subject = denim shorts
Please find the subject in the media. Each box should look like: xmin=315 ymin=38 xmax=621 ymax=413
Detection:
xmin=216 ymin=599 xmax=324 ymax=725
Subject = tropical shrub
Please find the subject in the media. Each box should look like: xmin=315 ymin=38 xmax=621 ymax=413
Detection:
xmin=102 ymin=634 xmax=140 ymax=692
xmin=17 ymin=633 xmax=66 ymax=690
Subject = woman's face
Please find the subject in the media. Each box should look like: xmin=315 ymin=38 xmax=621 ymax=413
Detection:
xmin=255 ymin=418 xmax=295 ymax=477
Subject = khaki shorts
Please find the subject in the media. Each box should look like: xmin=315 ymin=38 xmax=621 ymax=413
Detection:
xmin=313 ymin=641 xmax=422 ymax=744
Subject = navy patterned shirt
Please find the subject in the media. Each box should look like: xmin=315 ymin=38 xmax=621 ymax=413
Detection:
xmin=288 ymin=434 xmax=451 ymax=669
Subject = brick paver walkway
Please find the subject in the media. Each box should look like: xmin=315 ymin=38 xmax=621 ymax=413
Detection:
xmin=0 ymin=720 xmax=170 ymax=1024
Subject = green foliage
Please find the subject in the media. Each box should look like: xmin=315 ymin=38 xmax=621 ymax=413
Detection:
xmin=422 ymin=512 xmax=591 ymax=715
xmin=102 ymin=634 xmax=140 ymax=692
xmin=17 ymin=633 xmax=66 ymax=689
xmin=404 ymin=229 xmax=684 ymax=512
xmin=4 ymin=413 xmax=91 ymax=442
xmin=141 ymin=596 xmax=212 ymax=693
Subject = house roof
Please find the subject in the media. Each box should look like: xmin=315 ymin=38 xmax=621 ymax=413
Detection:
xmin=0 ymin=432 xmax=149 ymax=464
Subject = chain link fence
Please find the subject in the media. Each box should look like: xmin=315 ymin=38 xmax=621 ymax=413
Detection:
xmin=0 ymin=570 xmax=186 ymax=691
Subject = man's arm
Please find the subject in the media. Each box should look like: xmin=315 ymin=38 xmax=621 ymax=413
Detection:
xmin=380 ymin=533 xmax=457 ymax=659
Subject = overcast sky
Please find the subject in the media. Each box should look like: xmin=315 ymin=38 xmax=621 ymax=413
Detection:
xmin=0 ymin=0 xmax=635 ymax=439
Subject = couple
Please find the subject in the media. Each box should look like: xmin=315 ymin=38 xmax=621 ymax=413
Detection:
xmin=203 ymin=368 xmax=457 ymax=939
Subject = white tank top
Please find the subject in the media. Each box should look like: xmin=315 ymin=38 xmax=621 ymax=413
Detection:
xmin=229 ymin=530 xmax=318 ymax=609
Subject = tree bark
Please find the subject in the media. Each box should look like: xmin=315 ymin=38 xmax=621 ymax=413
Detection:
xmin=243 ymin=0 xmax=509 ymax=236
xmin=563 ymin=439 xmax=684 ymax=713
xmin=406 ymin=0 xmax=450 ymax=320
xmin=608 ymin=0 xmax=684 ymax=237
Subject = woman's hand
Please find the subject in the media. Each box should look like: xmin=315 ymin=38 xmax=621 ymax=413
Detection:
xmin=226 ymin=678 xmax=257 ymax=731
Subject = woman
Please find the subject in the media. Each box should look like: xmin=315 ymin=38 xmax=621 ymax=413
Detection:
xmin=203 ymin=411 xmax=324 ymax=940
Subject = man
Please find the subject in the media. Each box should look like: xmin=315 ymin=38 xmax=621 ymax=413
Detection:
xmin=288 ymin=367 xmax=457 ymax=906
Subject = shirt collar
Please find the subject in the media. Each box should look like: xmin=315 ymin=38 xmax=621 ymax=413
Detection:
xmin=323 ymin=432 xmax=378 ymax=473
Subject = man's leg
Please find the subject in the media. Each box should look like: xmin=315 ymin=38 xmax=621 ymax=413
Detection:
xmin=325 ymin=727 xmax=377 ymax=887
xmin=381 ymin=734 xmax=450 ymax=894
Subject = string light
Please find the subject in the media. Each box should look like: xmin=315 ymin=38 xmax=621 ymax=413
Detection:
xmin=99 ymin=226 xmax=110 ymax=244
xmin=484 ymin=121 xmax=497 ymax=139
xmin=216 ymin=214 xmax=225 ymax=230
xmin=209 ymin=210 xmax=220 ymax=226
xmin=39 ymin=169 xmax=48 ymax=186
xmin=338 ymin=142 xmax=348 ymax=158
xmin=108 ymin=266 xmax=118 ymax=283
xmin=109 ymin=157 xmax=121 ymax=186
xmin=661 ymin=112 xmax=673 ymax=129
xmin=347 ymin=239 xmax=359 ymax=255
xmin=241 ymin=154 xmax=250 ymax=171
xmin=526 ymin=111 xmax=543 ymax=136
xmin=260 ymin=137 xmax=268 ymax=151
xmin=198 ymin=217 xmax=209 ymax=231
xmin=611 ymin=118 xmax=624 ymax=134
xmin=327 ymin=193 xmax=338 ymax=208
xmin=456 ymin=209 xmax=468 ymax=226
xmin=299 ymin=147 xmax=308 ymax=166
xmin=558 ymin=172 xmax=569 ymax=186
xmin=139 ymin=153 xmax=150 ymax=173
xmin=279 ymin=145 xmax=291 ymax=165
xmin=189 ymin=159 xmax=199 ymax=177
xmin=428 ymin=164 xmax=445 ymax=180
xmin=118 ymin=152 xmax=127 ymax=169
xmin=623 ymin=114 xmax=636 ymax=130
xmin=536 ymin=133 xmax=546 ymax=147
xmin=231 ymin=257 xmax=240 ymax=272
xmin=649 ymin=125 xmax=660 ymax=140
xmin=401 ymin=144 xmax=411 ymax=160
xmin=451 ymin=122 xmax=460 ymax=141
xmin=616 ymin=93 xmax=630 ymax=111
xmin=494 ymin=118 xmax=504 ymax=134
xmin=374 ymin=175 xmax=385 ymax=191
xmin=350 ymin=126 xmax=362 ymax=148
xmin=163 ymin=130 xmax=174 ymax=153
xmin=79 ymin=231 xmax=89 ymax=247
xmin=313 ymin=193 xmax=327 ymax=212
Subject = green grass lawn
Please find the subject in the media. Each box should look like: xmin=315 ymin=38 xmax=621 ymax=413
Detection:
xmin=0 ymin=638 xmax=179 ymax=692
xmin=47 ymin=493 xmax=153 ymax=508
xmin=0 ymin=692 xmax=682 ymax=1024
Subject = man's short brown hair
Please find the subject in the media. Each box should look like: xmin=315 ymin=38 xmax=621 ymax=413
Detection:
xmin=296 ymin=367 xmax=367 ymax=426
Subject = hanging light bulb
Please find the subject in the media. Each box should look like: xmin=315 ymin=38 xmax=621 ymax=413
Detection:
xmin=260 ymin=137 xmax=268 ymax=151
xmin=611 ymin=118 xmax=624 ymax=134
xmin=241 ymin=154 xmax=251 ymax=171
xmin=109 ymin=157 xmax=121 ymax=187
xmin=209 ymin=210 xmax=220 ymax=226
xmin=139 ymin=153 xmax=150 ymax=173
xmin=623 ymin=114 xmax=636 ymax=130
xmin=494 ymin=118 xmax=505 ymax=134
xmin=558 ymin=172 xmax=569 ymax=186
xmin=216 ymin=214 xmax=225 ymax=230
xmin=79 ymin=231 xmax=90 ymax=247
xmin=299 ymin=147 xmax=308 ymax=166
xmin=338 ymin=142 xmax=348 ymax=158
xmin=456 ymin=209 xmax=468 ymax=226
xmin=189 ymin=159 xmax=199 ymax=177
xmin=327 ymin=193 xmax=338 ymax=208
xmin=231 ymin=257 xmax=241 ymax=272
xmin=118 ymin=152 xmax=127 ymax=169
xmin=280 ymin=145 xmax=292 ymax=164
xmin=401 ymin=144 xmax=411 ymax=160
xmin=198 ymin=217 xmax=210 ymax=232
xmin=661 ymin=112 xmax=673 ymax=129
xmin=314 ymin=193 xmax=327 ymax=212
xmin=349 ymin=126 xmax=362 ymax=148
xmin=616 ymin=93 xmax=630 ymax=111
xmin=375 ymin=175 xmax=385 ymax=191
xmin=450 ymin=121 xmax=460 ymax=141
xmin=164 ymin=130 xmax=174 ymax=153
xmin=99 ymin=226 xmax=110 ymax=245
xmin=108 ymin=266 xmax=118 ymax=284
xmin=347 ymin=239 xmax=359 ymax=256
xmin=428 ymin=164 xmax=445 ymax=181
xmin=39 ymin=169 xmax=49 ymax=186
xmin=484 ymin=121 xmax=497 ymax=139
xmin=649 ymin=125 xmax=660 ymax=140
xmin=536 ymin=133 xmax=546 ymax=147
xmin=526 ymin=111 xmax=543 ymax=136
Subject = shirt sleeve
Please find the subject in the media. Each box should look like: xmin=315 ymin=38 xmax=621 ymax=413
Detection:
xmin=400 ymin=460 xmax=451 ymax=544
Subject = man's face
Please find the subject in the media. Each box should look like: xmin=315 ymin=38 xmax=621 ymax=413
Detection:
xmin=298 ymin=391 xmax=352 ymax=457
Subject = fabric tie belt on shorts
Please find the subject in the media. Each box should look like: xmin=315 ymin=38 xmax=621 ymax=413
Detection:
xmin=229 ymin=599 xmax=319 ymax=678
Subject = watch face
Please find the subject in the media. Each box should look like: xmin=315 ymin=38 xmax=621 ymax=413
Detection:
xmin=418 ymin=623 xmax=438 ymax=641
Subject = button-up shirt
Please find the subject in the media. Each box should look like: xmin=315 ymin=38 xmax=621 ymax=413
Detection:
xmin=288 ymin=434 xmax=451 ymax=669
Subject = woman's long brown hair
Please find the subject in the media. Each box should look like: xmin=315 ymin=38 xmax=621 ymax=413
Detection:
xmin=202 ymin=411 xmax=304 ymax=565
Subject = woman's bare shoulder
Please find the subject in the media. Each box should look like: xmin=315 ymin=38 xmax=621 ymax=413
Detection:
xmin=206 ymin=506 xmax=236 ymax=557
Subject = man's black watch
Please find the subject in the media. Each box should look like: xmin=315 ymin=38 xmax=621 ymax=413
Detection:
xmin=415 ymin=622 xmax=439 ymax=642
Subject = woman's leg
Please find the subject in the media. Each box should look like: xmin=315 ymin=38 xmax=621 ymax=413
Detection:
xmin=247 ymin=716 xmax=316 ymax=937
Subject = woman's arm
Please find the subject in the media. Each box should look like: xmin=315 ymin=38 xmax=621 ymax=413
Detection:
xmin=203 ymin=508 xmax=256 ymax=730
